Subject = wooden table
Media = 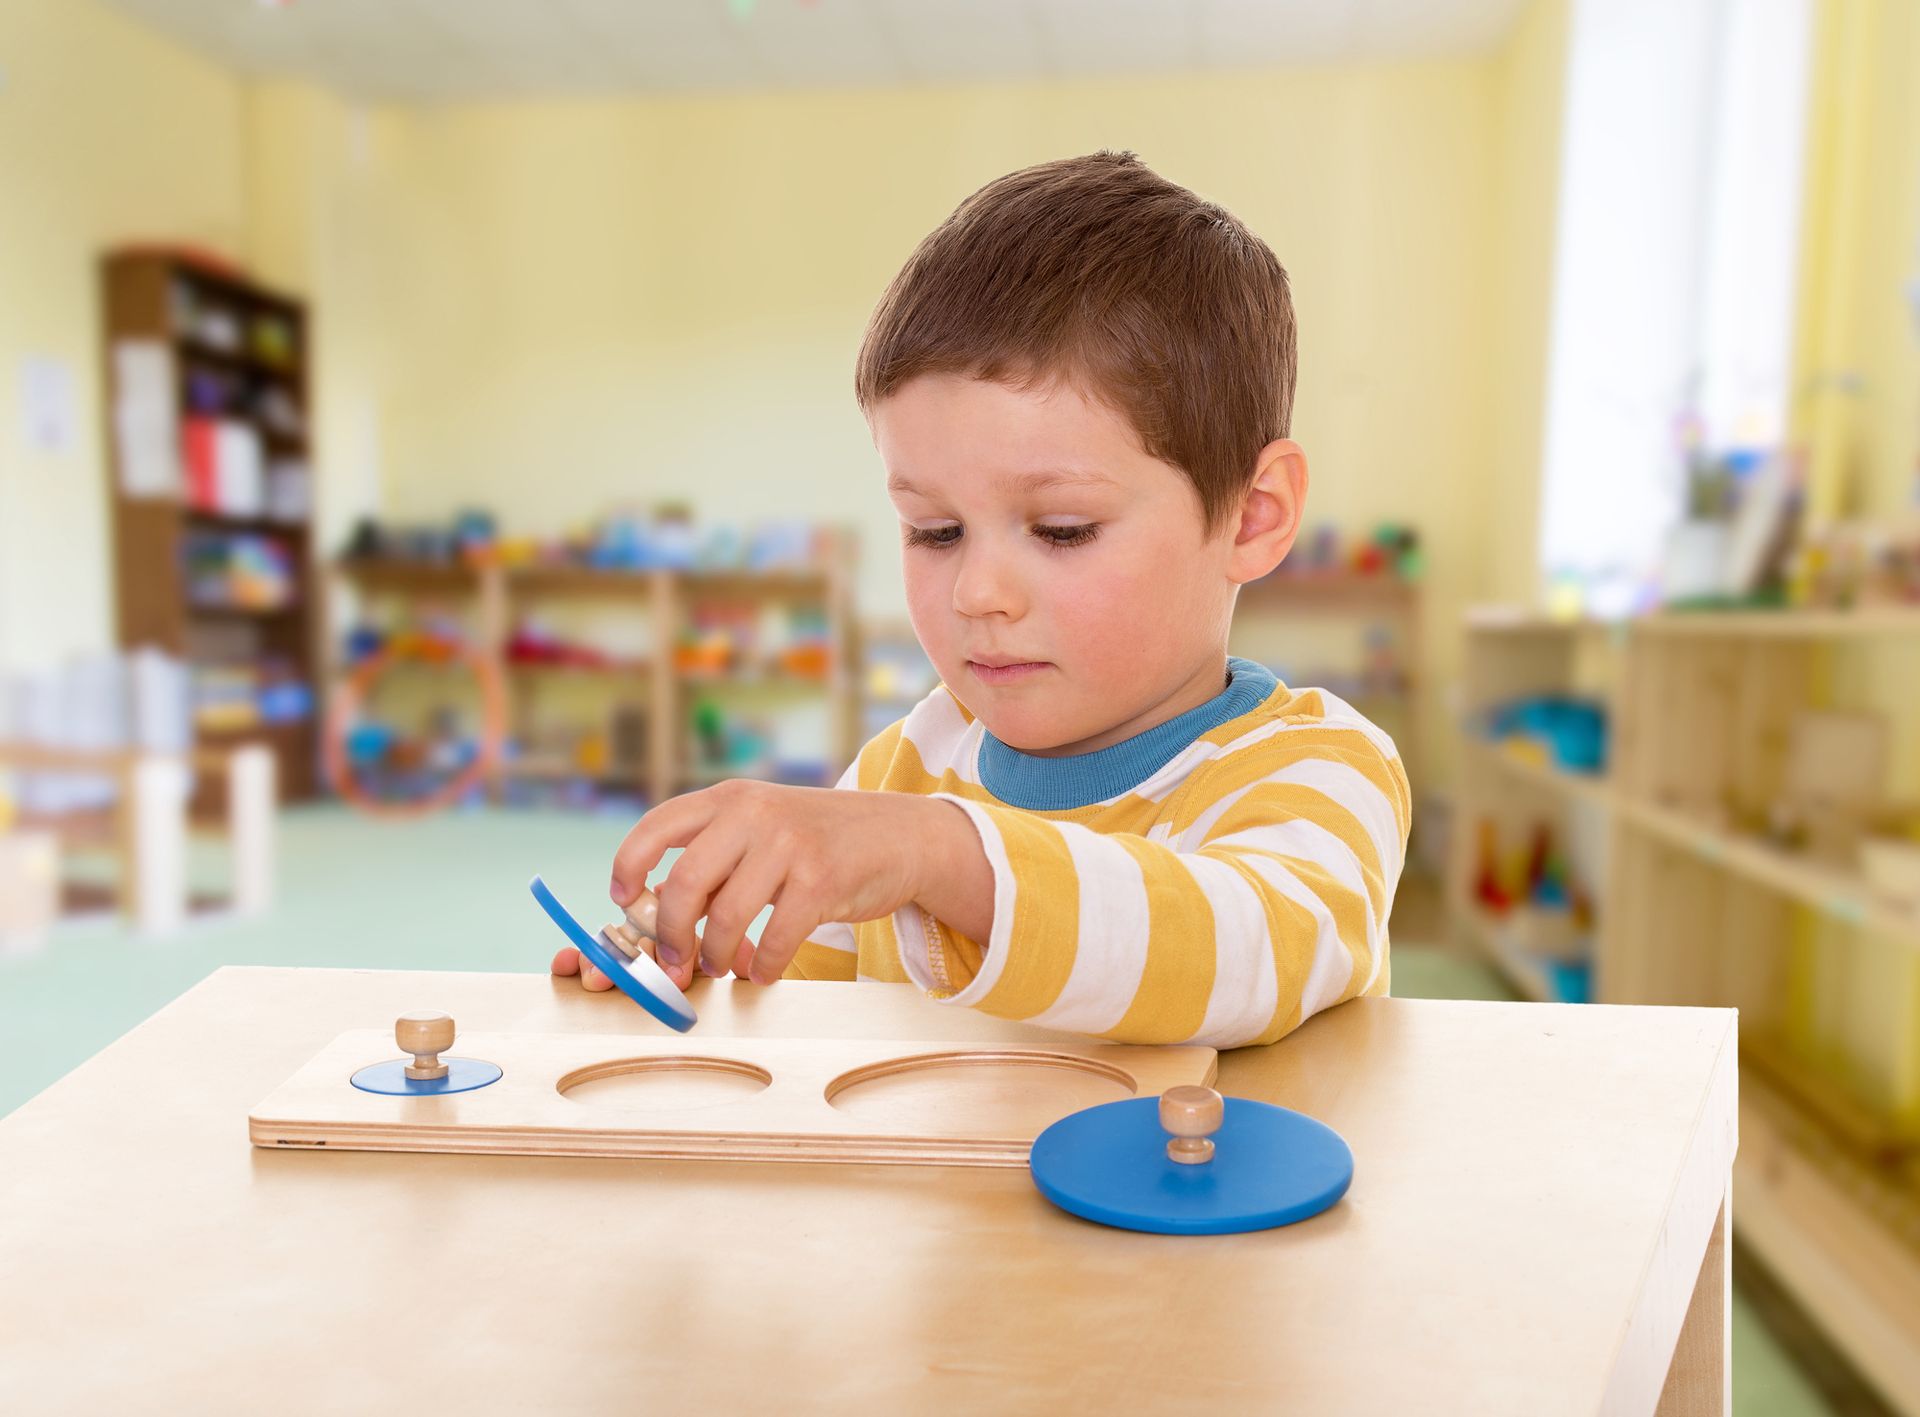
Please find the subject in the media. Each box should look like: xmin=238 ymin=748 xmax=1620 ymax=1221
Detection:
xmin=0 ymin=968 xmax=1736 ymax=1414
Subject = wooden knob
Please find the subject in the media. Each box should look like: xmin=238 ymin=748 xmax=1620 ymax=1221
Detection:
xmin=600 ymin=922 xmax=644 ymax=962
xmin=622 ymin=889 xmax=660 ymax=941
xmin=396 ymin=1011 xmax=455 ymax=1081
xmin=1160 ymin=1085 xmax=1224 ymax=1165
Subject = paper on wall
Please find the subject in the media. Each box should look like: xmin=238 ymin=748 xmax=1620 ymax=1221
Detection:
xmin=17 ymin=355 xmax=77 ymax=455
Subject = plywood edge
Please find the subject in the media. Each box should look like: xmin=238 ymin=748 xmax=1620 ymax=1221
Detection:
xmin=1595 ymin=1011 xmax=1739 ymax=1416
xmin=248 ymin=1116 xmax=1036 ymax=1167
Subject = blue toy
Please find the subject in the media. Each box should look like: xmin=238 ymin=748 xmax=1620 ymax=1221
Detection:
xmin=351 ymin=1056 xmax=503 ymax=1096
xmin=528 ymin=875 xmax=697 ymax=1033
xmin=1030 ymin=1086 xmax=1353 ymax=1235
xmin=1485 ymin=696 xmax=1608 ymax=773
xmin=351 ymin=1010 xmax=502 ymax=1095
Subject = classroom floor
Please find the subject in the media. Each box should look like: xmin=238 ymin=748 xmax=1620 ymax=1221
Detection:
xmin=0 ymin=806 xmax=1860 ymax=1415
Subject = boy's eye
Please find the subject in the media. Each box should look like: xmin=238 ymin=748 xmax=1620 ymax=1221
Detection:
xmin=903 ymin=524 xmax=962 ymax=550
xmin=1033 ymin=523 xmax=1101 ymax=548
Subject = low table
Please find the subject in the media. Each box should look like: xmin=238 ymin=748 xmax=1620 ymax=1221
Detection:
xmin=0 ymin=967 xmax=1735 ymax=1414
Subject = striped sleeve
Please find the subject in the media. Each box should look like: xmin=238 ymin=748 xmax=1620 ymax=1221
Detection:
xmin=782 ymin=720 xmax=905 ymax=981
xmin=887 ymin=728 xmax=1410 ymax=1047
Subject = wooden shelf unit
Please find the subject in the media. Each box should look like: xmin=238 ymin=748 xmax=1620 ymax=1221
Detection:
xmin=100 ymin=251 xmax=318 ymax=801
xmin=1453 ymin=607 xmax=1920 ymax=1406
xmin=336 ymin=546 xmax=858 ymax=806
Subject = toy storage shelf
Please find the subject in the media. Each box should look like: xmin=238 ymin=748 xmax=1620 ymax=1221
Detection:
xmin=1473 ymin=740 xmax=1616 ymax=811
xmin=100 ymin=250 xmax=319 ymax=801
xmin=1634 ymin=607 xmax=1920 ymax=639
xmin=1736 ymin=1075 xmax=1920 ymax=1409
xmin=335 ymin=548 xmax=858 ymax=806
xmin=1454 ymin=608 xmax=1920 ymax=1402
xmin=1616 ymin=797 xmax=1920 ymax=951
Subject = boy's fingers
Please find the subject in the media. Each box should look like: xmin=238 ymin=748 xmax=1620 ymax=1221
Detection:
xmin=610 ymin=792 xmax=721 ymax=905
xmin=696 ymin=851 xmax=784 ymax=980
xmin=747 ymin=900 xmax=821 ymax=986
xmin=653 ymin=830 xmax=750 ymax=970
xmin=550 ymin=945 xmax=611 ymax=990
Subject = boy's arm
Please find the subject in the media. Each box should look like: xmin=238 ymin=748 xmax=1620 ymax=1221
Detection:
xmin=898 ymin=731 xmax=1410 ymax=1048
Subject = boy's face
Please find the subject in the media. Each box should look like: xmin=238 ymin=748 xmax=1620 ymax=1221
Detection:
xmin=871 ymin=373 xmax=1244 ymax=756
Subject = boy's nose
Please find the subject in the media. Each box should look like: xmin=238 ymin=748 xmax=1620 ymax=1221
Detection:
xmin=950 ymin=547 xmax=1025 ymax=620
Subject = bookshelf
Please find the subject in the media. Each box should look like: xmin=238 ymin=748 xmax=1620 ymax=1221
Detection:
xmin=99 ymin=250 xmax=318 ymax=801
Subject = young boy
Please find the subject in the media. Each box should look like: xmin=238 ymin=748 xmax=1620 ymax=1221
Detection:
xmin=552 ymin=151 xmax=1409 ymax=1048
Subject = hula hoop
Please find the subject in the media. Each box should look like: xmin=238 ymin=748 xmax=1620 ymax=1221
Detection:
xmin=324 ymin=646 xmax=507 ymax=819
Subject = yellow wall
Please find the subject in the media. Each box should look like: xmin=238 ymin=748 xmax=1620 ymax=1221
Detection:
xmin=269 ymin=62 xmax=1508 ymax=789
xmin=1792 ymin=0 xmax=1920 ymax=523
xmin=1784 ymin=0 xmax=1920 ymax=1123
xmin=7 ymin=2 xmax=1558 ymax=801
xmin=1485 ymin=0 xmax=1568 ymax=607
xmin=0 ymin=0 xmax=248 ymax=672
xmin=241 ymin=82 xmax=412 ymax=573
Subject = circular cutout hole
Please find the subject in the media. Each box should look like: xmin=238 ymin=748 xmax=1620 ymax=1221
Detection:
xmin=557 ymin=1056 xmax=771 ymax=1111
xmin=824 ymin=1051 xmax=1136 ymax=1136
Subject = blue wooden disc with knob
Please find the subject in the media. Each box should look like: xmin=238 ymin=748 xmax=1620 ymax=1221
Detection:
xmin=1029 ymin=1095 xmax=1353 ymax=1235
xmin=351 ymin=1057 xmax=503 ymax=1096
xmin=529 ymin=874 xmax=698 ymax=1034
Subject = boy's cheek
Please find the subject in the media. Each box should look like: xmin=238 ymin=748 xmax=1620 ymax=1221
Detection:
xmin=902 ymin=576 xmax=961 ymax=667
xmin=1047 ymin=573 xmax=1166 ymax=663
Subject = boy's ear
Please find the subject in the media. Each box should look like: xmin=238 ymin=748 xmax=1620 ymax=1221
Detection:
xmin=1226 ymin=438 xmax=1308 ymax=584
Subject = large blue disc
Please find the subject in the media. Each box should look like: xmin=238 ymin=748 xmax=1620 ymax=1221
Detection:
xmin=1029 ymin=1096 xmax=1353 ymax=1235
xmin=351 ymin=1057 xmax=503 ymax=1096
xmin=529 ymin=874 xmax=697 ymax=1033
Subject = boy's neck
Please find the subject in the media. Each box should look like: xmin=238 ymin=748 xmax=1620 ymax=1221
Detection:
xmin=1022 ymin=652 xmax=1234 ymax=758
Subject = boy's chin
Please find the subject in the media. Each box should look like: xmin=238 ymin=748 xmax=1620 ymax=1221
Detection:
xmin=976 ymin=709 xmax=1088 ymax=756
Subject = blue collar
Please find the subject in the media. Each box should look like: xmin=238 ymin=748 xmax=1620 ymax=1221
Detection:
xmin=976 ymin=656 xmax=1277 ymax=810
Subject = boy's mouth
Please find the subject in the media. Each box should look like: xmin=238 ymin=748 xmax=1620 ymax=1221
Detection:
xmin=967 ymin=659 xmax=1051 ymax=686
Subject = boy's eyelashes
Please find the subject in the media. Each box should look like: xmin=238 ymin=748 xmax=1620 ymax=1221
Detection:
xmin=901 ymin=523 xmax=1103 ymax=551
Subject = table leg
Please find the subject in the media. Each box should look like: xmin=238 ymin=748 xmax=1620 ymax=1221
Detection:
xmin=1654 ymin=1182 xmax=1731 ymax=1416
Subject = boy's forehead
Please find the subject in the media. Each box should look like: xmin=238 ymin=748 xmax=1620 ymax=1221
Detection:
xmin=886 ymin=466 xmax=1119 ymax=500
xmin=871 ymin=373 xmax=1156 ymax=487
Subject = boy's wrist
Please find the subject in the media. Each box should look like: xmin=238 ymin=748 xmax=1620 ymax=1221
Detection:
xmin=906 ymin=796 xmax=996 ymax=944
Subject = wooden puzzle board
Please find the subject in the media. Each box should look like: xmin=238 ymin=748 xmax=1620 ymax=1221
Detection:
xmin=250 ymin=1030 xmax=1218 ymax=1167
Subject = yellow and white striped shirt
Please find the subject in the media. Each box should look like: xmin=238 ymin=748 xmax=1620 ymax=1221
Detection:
xmin=787 ymin=657 xmax=1410 ymax=1049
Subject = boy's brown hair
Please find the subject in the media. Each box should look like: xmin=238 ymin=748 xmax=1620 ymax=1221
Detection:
xmin=855 ymin=150 xmax=1297 ymax=535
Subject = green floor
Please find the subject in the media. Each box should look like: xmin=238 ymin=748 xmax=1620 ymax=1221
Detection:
xmin=0 ymin=806 xmax=1844 ymax=1414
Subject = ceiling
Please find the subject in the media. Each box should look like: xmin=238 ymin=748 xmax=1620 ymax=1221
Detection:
xmin=99 ymin=0 xmax=1532 ymax=103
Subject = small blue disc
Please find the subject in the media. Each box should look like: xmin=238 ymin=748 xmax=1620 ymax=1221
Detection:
xmin=1029 ymin=1096 xmax=1353 ymax=1235
xmin=529 ymin=874 xmax=697 ymax=1033
xmin=351 ymin=1056 xmax=504 ymax=1096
